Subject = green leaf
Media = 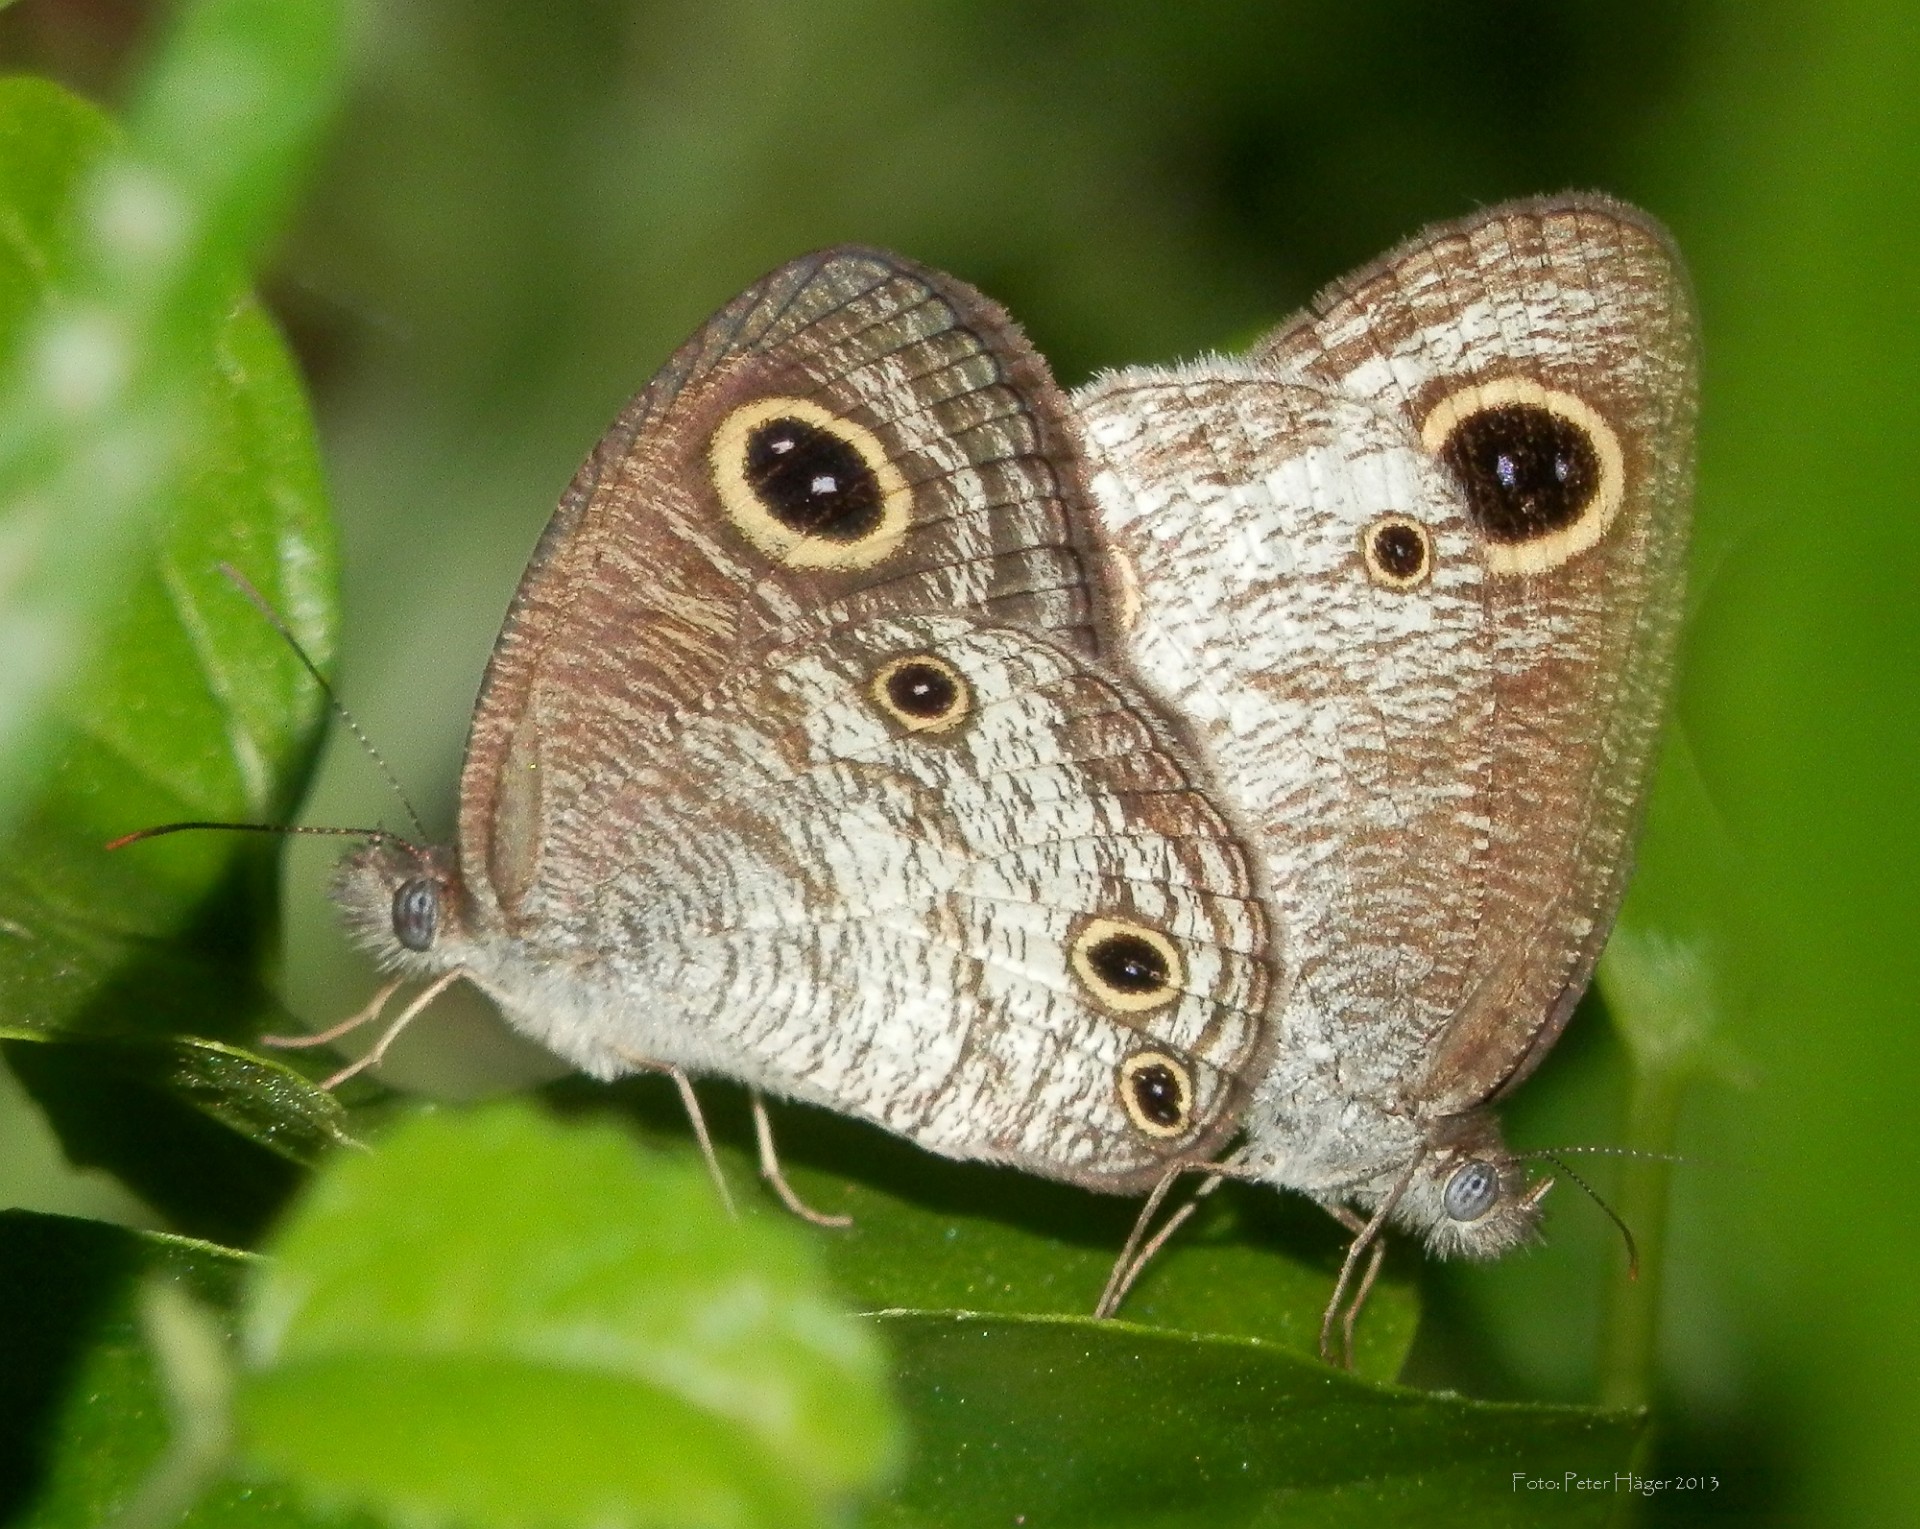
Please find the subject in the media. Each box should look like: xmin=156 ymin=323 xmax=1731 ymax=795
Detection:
xmin=234 ymin=1101 xmax=902 ymax=1529
xmin=0 ymin=1209 xmax=371 ymax=1529
xmin=2 ymin=1038 xmax=342 ymax=1246
xmin=873 ymin=1313 xmax=1646 ymax=1527
xmin=0 ymin=0 xmax=347 ymax=822
xmin=0 ymin=72 xmax=347 ymax=1209
xmin=561 ymin=1078 xmax=1423 ymax=1381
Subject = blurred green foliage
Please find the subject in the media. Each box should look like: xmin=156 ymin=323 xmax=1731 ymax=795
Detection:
xmin=0 ymin=0 xmax=1914 ymax=1526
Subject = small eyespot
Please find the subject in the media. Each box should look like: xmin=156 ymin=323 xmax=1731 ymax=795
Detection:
xmin=1442 ymin=1159 xmax=1502 ymax=1222
xmin=392 ymin=877 xmax=439 ymax=952
xmin=1420 ymin=378 xmax=1625 ymax=576
xmin=869 ymin=653 xmax=972 ymax=734
xmin=709 ymin=396 xmax=911 ymax=570
xmin=1119 ymin=1050 xmax=1194 ymax=1138
xmin=1361 ymin=515 xmax=1433 ymax=590
xmin=1070 ymin=918 xmax=1183 ymax=1014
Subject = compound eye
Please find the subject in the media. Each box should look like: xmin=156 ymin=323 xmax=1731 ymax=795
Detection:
xmin=392 ymin=877 xmax=440 ymax=952
xmin=1442 ymin=1159 xmax=1501 ymax=1222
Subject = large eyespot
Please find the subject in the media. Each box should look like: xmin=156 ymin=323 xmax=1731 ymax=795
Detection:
xmin=709 ymin=396 xmax=911 ymax=570
xmin=869 ymin=653 xmax=972 ymax=734
xmin=1442 ymin=1159 xmax=1502 ymax=1222
xmin=1118 ymin=1050 xmax=1194 ymax=1138
xmin=1070 ymin=918 xmax=1183 ymax=1014
xmin=1360 ymin=514 xmax=1433 ymax=590
xmin=1420 ymin=378 xmax=1624 ymax=576
xmin=391 ymin=877 xmax=440 ymax=953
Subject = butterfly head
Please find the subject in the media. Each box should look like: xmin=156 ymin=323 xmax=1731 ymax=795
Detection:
xmin=1388 ymin=1115 xmax=1553 ymax=1260
xmin=332 ymin=837 xmax=467 ymax=974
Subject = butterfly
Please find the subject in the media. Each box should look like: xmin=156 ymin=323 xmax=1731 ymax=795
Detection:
xmin=321 ymin=247 xmax=1280 ymax=1221
xmin=1072 ymin=194 xmax=1697 ymax=1345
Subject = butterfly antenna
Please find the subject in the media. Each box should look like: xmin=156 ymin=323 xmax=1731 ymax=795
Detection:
xmin=1537 ymin=1150 xmax=1640 ymax=1282
xmin=106 ymin=821 xmax=418 ymax=853
xmin=1519 ymin=1144 xmax=1685 ymax=1166
xmin=217 ymin=562 xmax=427 ymax=841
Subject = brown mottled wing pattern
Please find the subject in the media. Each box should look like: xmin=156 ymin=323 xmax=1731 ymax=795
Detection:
xmin=1075 ymin=194 xmax=1694 ymax=1239
xmin=1256 ymin=195 xmax=1696 ymax=1111
xmin=460 ymin=250 xmax=1102 ymax=926
xmin=420 ymin=249 xmax=1275 ymax=1188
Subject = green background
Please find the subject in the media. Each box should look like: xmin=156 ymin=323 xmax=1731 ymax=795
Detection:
xmin=2 ymin=1 xmax=1914 ymax=1524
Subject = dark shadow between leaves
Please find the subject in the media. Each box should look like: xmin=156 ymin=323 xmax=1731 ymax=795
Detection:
xmin=6 ymin=1040 xmax=304 ymax=1246
xmin=545 ymin=1070 xmax=1183 ymax=1256
xmin=0 ymin=1210 xmax=246 ymax=1523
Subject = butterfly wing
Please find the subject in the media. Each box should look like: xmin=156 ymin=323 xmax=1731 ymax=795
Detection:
xmin=460 ymin=250 xmax=1103 ymax=923
xmin=1253 ymin=194 xmax=1696 ymax=1111
xmin=430 ymin=250 xmax=1274 ymax=1188
xmin=1075 ymin=195 xmax=1695 ymax=1230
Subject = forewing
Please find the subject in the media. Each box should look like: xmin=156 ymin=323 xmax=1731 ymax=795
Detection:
xmin=459 ymin=249 xmax=1108 ymax=929
xmin=1258 ymin=194 xmax=1697 ymax=1108
xmin=1079 ymin=194 xmax=1695 ymax=1125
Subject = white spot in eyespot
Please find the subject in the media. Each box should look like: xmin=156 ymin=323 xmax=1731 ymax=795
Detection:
xmin=811 ymin=474 xmax=837 ymax=495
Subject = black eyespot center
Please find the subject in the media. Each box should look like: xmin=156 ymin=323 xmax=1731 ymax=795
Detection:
xmin=1089 ymin=932 xmax=1173 ymax=995
xmin=1131 ymin=1062 xmax=1185 ymax=1128
xmin=1375 ymin=522 xmax=1424 ymax=575
xmin=1443 ymin=1159 xmax=1501 ymax=1222
xmin=1118 ymin=1050 xmax=1194 ymax=1138
xmin=885 ymin=660 xmax=959 ymax=721
xmin=1439 ymin=402 xmax=1600 ymax=545
xmin=392 ymin=876 xmax=439 ymax=953
xmin=743 ymin=416 xmax=883 ymax=543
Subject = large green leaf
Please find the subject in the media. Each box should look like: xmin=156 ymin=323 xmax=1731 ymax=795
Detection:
xmin=875 ymin=1313 xmax=1644 ymax=1527
xmin=234 ymin=1102 xmax=902 ymax=1529
xmin=0 ymin=1209 xmax=371 ymax=1529
xmin=551 ymin=1075 xmax=1423 ymax=1380
xmin=0 ymin=1098 xmax=1644 ymax=1529
xmin=0 ymin=72 xmax=349 ymax=1226
xmin=0 ymin=0 xmax=346 ymax=817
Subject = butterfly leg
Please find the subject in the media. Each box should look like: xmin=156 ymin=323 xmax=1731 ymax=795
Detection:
xmin=611 ymin=1050 xmax=737 ymax=1220
xmin=1316 ymin=1201 xmax=1386 ymax=1368
xmin=1095 ymin=1168 xmax=1224 ymax=1319
xmin=1338 ymin=1238 xmax=1389 ymax=1370
xmin=312 ymin=970 xmax=463 ymax=1092
xmin=1318 ymin=1167 xmax=1414 ymax=1366
xmin=750 ymin=1092 xmax=852 ymax=1228
xmin=262 ymin=975 xmax=404 ymax=1051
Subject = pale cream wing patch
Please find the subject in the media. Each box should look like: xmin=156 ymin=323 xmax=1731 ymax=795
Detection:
xmin=500 ymin=612 xmax=1275 ymax=1190
xmin=1073 ymin=363 xmax=1503 ymax=1130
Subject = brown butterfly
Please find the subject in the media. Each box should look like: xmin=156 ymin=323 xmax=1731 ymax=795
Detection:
xmin=1075 ymin=194 xmax=1697 ymax=1348
xmin=316 ymin=248 xmax=1279 ymax=1218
